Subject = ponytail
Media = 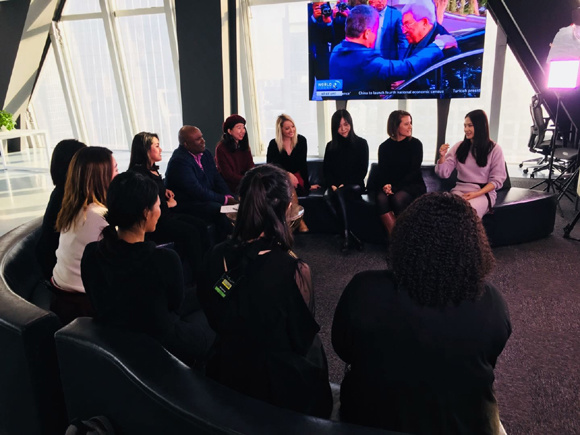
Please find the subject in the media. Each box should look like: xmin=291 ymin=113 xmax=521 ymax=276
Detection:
xmin=101 ymin=224 xmax=119 ymax=251
xmin=234 ymin=164 xmax=293 ymax=250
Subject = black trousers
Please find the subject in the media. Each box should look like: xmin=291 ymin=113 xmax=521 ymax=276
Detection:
xmin=323 ymin=185 xmax=363 ymax=236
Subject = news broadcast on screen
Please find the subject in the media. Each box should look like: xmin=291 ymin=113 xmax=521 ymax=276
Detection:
xmin=308 ymin=0 xmax=487 ymax=100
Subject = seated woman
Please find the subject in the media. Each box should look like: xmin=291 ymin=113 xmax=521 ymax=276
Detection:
xmin=36 ymin=139 xmax=87 ymax=279
xmin=267 ymin=114 xmax=319 ymax=232
xmin=436 ymin=109 xmax=507 ymax=218
xmin=375 ymin=110 xmax=426 ymax=237
xmin=199 ymin=164 xmax=332 ymax=418
xmin=332 ymin=192 xmax=511 ymax=434
xmin=215 ymin=115 xmax=255 ymax=194
xmin=129 ymin=132 xmax=207 ymax=287
xmin=51 ymin=146 xmax=118 ymax=325
xmin=323 ymin=109 xmax=369 ymax=251
xmin=81 ymin=171 xmax=215 ymax=369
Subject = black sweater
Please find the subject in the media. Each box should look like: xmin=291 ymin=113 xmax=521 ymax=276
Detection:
xmin=81 ymin=239 xmax=203 ymax=367
xmin=323 ymin=136 xmax=369 ymax=189
xmin=376 ymin=136 xmax=426 ymax=197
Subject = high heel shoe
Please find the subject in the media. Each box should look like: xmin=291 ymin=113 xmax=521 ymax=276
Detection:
xmin=297 ymin=219 xmax=309 ymax=233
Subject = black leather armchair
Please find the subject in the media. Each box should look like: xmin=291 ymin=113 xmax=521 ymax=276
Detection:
xmin=55 ymin=317 xmax=398 ymax=435
xmin=0 ymin=218 xmax=67 ymax=435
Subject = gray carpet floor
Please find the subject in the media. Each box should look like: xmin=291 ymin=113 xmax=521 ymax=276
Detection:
xmin=292 ymin=179 xmax=580 ymax=435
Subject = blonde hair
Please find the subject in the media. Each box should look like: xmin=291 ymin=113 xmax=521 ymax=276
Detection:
xmin=275 ymin=114 xmax=298 ymax=152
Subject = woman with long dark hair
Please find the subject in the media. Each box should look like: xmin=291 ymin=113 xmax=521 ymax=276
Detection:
xmin=332 ymin=192 xmax=511 ymax=434
xmin=51 ymin=146 xmax=118 ymax=324
xmin=323 ymin=109 xmax=369 ymax=251
xmin=129 ymin=132 xmax=207 ymax=287
xmin=374 ymin=110 xmax=426 ymax=237
xmin=436 ymin=109 xmax=507 ymax=217
xmin=199 ymin=164 xmax=332 ymax=418
xmin=36 ymin=139 xmax=87 ymax=279
xmin=215 ymin=115 xmax=255 ymax=194
xmin=81 ymin=171 xmax=215 ymax=369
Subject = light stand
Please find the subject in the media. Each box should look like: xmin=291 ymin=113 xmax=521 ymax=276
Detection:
xmin=546 ymin=60 xmax=580 ymax=240
xmin=563 ymin=178 xmax=580 ymax=240
xmin=531 ymin=60 xmax=580 ymax=193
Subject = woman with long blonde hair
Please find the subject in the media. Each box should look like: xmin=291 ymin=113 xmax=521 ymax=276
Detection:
xmin=51 ymin=146 xmax=118 ymax=324
xmin=267 ymin=114 xmax=319 ymax=232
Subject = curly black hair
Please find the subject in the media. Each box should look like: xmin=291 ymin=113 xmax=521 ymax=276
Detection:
xmin=389 ymin=192 xmax=495 ymax=307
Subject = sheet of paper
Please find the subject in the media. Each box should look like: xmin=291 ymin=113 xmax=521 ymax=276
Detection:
xmin=220 ymin=204 xmax=239 ymax=213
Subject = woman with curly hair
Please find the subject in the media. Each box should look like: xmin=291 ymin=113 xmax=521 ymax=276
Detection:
xmin=436 ymin=109 xmax=506 ymax=218
xmin=215 ymin=114 xmax=255 ymax=194
xmin=332 ymin=192 xmax=511 ymax=434
xmin=199 ymin=164 xmax=332 ymax=418
xmin=374 ymin=109 xmax=426 ymax=237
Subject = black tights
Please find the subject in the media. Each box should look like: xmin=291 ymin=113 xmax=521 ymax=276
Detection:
xmin=375 ymin=190 xmax=414 ymax=216
xmin=323 ymin=185 xmax=362 ymax=237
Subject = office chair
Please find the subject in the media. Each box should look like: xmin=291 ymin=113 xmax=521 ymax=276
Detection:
xmin=520 ymin=94 xmax=578 ymax=179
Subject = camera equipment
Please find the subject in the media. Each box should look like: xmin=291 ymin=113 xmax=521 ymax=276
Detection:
xmin=321 ymin=2 xmax=332 ymax=17
xmin=337 ymin=3 xmax=348 ymax=12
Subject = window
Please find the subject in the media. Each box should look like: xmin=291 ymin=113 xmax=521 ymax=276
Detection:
xmin=29 ymin=0 xmax=181 ymax=153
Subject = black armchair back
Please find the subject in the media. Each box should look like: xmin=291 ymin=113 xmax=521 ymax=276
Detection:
xmin=55 ymin=318 xmax=397 ymax=435
xmin=0 ymin=218 xmax=66 ymax=435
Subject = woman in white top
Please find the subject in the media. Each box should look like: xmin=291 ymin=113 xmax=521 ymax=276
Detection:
xmin=51 ymin=146 xmax=118 ymax=324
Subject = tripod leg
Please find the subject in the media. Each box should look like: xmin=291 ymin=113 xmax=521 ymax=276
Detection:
xmin=564 ymin=210 xmax=580 ymax=238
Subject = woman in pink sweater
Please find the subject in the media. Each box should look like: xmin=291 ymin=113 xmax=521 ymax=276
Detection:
xmin=435 ymin=109 xmax=507 ymax=218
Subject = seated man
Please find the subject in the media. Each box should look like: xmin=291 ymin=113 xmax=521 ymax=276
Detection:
xmin=329 ymin=4 xmax=457 ymax=98
xmin=165 ymin=126 xmax=236 ymax=239
xmin=401 ymin=0 xmax=460 ymax=59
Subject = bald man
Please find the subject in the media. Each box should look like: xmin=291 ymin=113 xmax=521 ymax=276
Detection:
xmin=165 ymin=126 xmax=235 ymax=239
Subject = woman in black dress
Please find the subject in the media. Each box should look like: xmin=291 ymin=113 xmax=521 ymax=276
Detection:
xmin=267 ymin=114 xmax=319 ymax=232
xmin=81 ymin=171 xmax=215 ymax=369
xmin=375 ymin=110 xmax=426 ymax=237
xmin=332 ymin=192 xmax=511 ymax=434
xmin=199 ymin=164 xmax=332 ymax=418
xmin=129 ymin=132 xmax=206 ymax=288
xmin=323 ymin=109 xmax=369 ymax=251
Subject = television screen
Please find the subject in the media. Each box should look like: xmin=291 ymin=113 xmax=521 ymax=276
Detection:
xmin=308 ymin=1 xmax=487 ymax=100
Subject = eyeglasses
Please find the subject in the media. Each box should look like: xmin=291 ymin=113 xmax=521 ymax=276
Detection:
xmin=401 ymin=20 xmax=418 ymax=31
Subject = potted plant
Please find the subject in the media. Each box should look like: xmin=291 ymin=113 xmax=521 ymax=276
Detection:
xmin=0 ymin=110 xmax=16 ymax=132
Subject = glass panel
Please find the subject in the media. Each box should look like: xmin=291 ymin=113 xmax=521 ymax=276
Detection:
xmin=117 ymin=13 xmax=182 ymax=149
xmin=30 ymin=46 xmax=75 ymax=148
xmin=249 ymin=3 xmax=319 ymax=156
xmin=115 ymin=0 xmax=163 ymax=9
xmin=62 ymin=0 xmax=101 ymax=15
xmin=61 ymin=19 xmax=129 ymax=150
xmin=498 ymin=46 xmax=535 ymax=164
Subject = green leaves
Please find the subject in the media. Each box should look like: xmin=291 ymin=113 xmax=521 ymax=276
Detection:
xmin=0 ymin=110 xmax=15 ymax=131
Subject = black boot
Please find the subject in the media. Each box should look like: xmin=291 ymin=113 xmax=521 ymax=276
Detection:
xmin=349 ymin=230 xmax=364 ymax=251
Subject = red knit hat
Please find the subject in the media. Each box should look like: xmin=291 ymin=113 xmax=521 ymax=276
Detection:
xmin=223 ymin=114 xmax=246 ymax=133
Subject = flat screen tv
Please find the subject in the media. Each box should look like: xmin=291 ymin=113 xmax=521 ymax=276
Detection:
xmin=308 ymin=1 xmax=487 ymax=100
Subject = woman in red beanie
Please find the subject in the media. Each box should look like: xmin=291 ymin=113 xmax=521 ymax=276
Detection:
xmin=215 ymin=114 xmax=255 ymax=194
